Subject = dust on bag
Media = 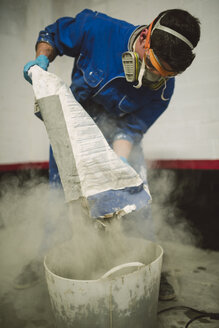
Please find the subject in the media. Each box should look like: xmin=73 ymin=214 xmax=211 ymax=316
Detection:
xmin=28 ymin=66 xmax=151 ymax=219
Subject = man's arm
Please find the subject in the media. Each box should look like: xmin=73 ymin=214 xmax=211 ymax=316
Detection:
xmin=36 ymin=42 xmax=56 ymax=62
xmin=112 ymin=139 xmax=133 ymax=160
xmin=23 ymin=42 xmax=57 ymax=84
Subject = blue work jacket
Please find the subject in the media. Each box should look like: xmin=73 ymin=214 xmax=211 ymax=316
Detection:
xmin=37 ymin=9 xmax=175 ymax=144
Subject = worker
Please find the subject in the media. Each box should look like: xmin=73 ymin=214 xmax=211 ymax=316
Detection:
xmin=16 ymin=8 xmax=200 ymax=300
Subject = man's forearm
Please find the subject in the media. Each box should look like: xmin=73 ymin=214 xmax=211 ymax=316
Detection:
xmin=36 ymin=42 xmax=56 ymax=62
xmin=112 ymin=139 xmax=133 ymax=159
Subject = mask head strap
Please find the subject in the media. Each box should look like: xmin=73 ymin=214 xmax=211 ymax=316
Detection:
xmin=152 ymin=14 xmax=194 ymax=50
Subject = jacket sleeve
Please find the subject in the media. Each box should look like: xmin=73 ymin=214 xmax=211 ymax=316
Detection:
xmin=36 ymin=9 xmax=94 ymax=57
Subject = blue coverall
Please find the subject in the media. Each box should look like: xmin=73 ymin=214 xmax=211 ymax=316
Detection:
xmin=37 ymin=9 xmax=175 ymax=239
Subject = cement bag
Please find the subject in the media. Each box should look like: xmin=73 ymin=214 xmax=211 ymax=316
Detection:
xmin=28 ymin=66 xmax=151 ymax=218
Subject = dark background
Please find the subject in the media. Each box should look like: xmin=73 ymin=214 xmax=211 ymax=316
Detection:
xmin=148 ymin=168 xmax=219 ymax=251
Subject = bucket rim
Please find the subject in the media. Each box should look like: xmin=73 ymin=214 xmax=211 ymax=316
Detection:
xmin=44 ymin=240 xmax=163 ymax=283
xmin=44 ymin=257 xmax=149 ymax=283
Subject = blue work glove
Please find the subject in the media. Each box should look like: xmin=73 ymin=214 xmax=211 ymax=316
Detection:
xmin=23 ymin=55 xmax=49 ymax=84
xmin=120 ymin=156 xmax=129 ymax=165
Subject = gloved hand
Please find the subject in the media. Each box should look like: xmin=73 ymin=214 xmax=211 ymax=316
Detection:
xmin=120 ymin=156 xmax=129 ymax=165
xmin=23 ymin=55 xmax=50 ymax=84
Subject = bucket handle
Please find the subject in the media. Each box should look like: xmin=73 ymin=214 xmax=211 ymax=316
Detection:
xmin=101 ymin=262 xmax=145 ymax=279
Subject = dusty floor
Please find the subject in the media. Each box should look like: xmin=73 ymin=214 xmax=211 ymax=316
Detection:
xmin=157 ymin=242 xmax=219 ymax=328
xmin=0 ymin=178 xmax=218 ymax=328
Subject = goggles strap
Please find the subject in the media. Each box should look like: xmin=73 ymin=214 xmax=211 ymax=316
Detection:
xmin=145 ymin=19 xmax=154 ymax=49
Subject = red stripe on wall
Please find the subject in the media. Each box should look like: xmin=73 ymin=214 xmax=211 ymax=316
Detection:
xmin=0 ymin=162 xmax=49 ymax=172
xmin=0 ymin=160 xmax=219 ymax=172
xmin=148 ymin=160 xmax=219 ymax=170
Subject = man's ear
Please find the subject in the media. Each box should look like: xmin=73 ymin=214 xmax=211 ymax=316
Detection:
xmin=140 ymin=29 xmax=147 ymax=38
xmin=139 ymin=29 xmax=148 ymax=46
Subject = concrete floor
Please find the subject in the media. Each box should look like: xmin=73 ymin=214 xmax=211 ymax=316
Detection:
xmin=157 ymin=242 xmax=219 ymax=328
xmin=0 ymin=180 xmax=218 ymax=328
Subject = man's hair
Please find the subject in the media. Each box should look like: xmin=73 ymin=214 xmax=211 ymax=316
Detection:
xmin=150 ymin=9 xmax=201 ymax=73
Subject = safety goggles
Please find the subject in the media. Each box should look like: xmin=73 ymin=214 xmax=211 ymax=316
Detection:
xmin=144 ymin=49 xmax=176 ymax=77
xmin=144 ymin=19 xmax=177 ymax=77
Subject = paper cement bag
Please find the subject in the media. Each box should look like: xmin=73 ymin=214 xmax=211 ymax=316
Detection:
xmin=29 ymin=66 xmax=151 ymax=218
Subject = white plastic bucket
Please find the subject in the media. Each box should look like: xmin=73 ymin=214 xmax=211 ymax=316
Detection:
xmin=44 ymin=237 xmax=163 ymax=328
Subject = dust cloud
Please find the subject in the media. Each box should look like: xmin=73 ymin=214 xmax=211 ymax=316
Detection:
xmin=148 ymin=168 xmax=201 ymax=247
xmin=0 ymin=174 xmax=71 ymax=293
xmin=0 ymin=167 xmax=200 ymax=327
xmin=0 ymin=168 xmax=200 ymax=291
xmin=46 ymin=201 xmax=153 ymax=281
xmin=0 ymin=173 xmax=152 ymax=291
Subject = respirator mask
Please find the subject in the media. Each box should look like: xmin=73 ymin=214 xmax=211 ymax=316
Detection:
xmin=122 ymin=51 xmax=163 ymax=89
xmin=122 ymin=13 xmax=194 ymax=89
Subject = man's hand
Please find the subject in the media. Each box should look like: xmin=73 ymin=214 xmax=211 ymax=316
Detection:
xmin=23 ymin=55 xmax=49 ymax=84
xmin=24 ymin=42 xmax=56 ymax=84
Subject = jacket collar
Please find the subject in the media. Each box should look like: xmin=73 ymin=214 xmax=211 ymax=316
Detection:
xmin=128 ymin=25 xmax=147 ymax=51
